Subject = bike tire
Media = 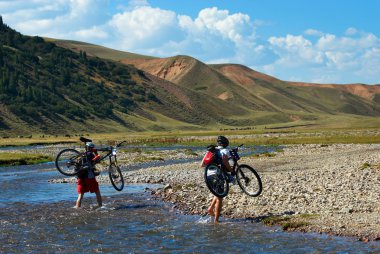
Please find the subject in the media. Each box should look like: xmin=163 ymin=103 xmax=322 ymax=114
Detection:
xmin=236 ymin=164 xmax=262 ymax=197
xmin=204 ymin=164 xmax=229 ymax=198
xmin=109 ymin=163 xmax=124 ymax=191
xmin=55 ymin=149 xmax=81 ymax=176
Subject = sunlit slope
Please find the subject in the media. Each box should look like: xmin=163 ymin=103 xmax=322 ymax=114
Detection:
xmin=48 ymin=39 xmax=155 ymax=61
xmin=212 ymin=64 xmax=380 ymax=117
xmin=20 ymin=35 xmax=378 ymax=133
xmin=122 ymin=55 xmax=277 ymax=113
xmin=2 ymin=24 xmax=246 ymax=134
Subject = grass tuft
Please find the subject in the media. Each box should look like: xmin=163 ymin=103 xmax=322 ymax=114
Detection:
xmin=262 ymin=216 xmax=290 ymax=226
xmin=281 ymin=221 xmax=309 ymax=231
xmin=360 ymin=162 xmax=371 ymax=170
xmin=0 ymin=153 xmax=53 ymax=166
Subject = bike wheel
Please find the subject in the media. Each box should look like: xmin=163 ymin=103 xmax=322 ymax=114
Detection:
xmin=55 ymin=149 xmax=81 ymax=176
xmin=236 ymin=164 xmax=262 ymax=197
xmin=204 ymin=164 xmax=229 ymax=198
xmin=109 ymin=164 xmax=124 ymax=191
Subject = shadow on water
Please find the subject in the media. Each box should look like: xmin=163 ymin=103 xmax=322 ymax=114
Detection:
xmin=113 ymin=203 xmax=161 ymax=210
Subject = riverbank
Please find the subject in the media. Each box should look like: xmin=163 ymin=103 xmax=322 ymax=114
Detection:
xmin=121 ymin=144 xmax=380 ymax=241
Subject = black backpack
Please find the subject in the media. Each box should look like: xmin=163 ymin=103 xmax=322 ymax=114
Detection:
xmin=206 ymin=145 xmax=222 ymax=165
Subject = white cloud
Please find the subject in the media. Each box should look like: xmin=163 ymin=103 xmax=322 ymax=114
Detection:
xmin=2 ymin=0 xmax=109 ymax=40
xmin=269 ymin=35 xmax=324 ymax=67
xmin=74 ymin=26 xmax=108 ymax=40
xmin=126 ymin=0 xmax=149 ymax=8
xmin=175 ymin=7 xmax=269 ymax=65
xmin=325 ymin=51 xmax=358 ymax=70
xmin=265 ymin=30 xmax=380 ymax=84
xmin=105 ymin=5 xmax=264 ymax=65
xmin=355 ymin=48 xmax=380 ymax=79
xmin=345 ymin=27 xmax=358 ymax=36
xmin=304 ymin=29 xmax=324 ymax=37
xmin=108 ymin=6 xmax=180 ymax=49
xmin=1 ymin=0 xmax=380 ymax=84
xmin=179 ymin=7 xmax=255 ymax=45
xmin=193 ymin=7 xmax=252 ymax=43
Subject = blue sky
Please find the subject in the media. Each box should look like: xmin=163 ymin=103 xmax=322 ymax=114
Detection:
xmin=1 ymin=0 xmax=380 ymax=84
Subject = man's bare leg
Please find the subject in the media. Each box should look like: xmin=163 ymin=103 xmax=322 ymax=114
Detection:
xmin=208 ymin=196 xmax=217 ymax=216
xmin=76 ymin=193 xmax=84 ymax=208
xmin=95 ymin=190 xmax=102 ymax=208
xmin=214 ymin=197 xmax=222 ymax=223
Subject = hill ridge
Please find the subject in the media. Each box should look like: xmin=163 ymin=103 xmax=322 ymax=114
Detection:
xmin=1 ymin=18 xmax=379 ymax=135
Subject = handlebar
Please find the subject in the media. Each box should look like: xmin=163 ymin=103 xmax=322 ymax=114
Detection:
xmin=232 ymin=144 xmax=243 ymax=151
xmin=116 ymin=140 xmax=126 ymax=147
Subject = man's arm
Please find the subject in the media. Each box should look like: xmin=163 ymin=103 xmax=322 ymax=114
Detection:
xmin=221 ymin=154 xmax=233 ymax=172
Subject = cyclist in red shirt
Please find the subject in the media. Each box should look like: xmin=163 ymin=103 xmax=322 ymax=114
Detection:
xmin=75 ymin=141 xmax=102 ymax=208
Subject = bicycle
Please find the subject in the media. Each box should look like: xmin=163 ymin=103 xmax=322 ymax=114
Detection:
xmin=203 ymin=144 xmax=262 ymax=198
xmin=55 ymin=137 xmax=126 ymax=191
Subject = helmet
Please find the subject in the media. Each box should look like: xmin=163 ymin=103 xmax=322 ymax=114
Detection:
xmin=85 ymin=142 xmax=95 ymax=149
xmin=217 ymin=136 xmax=229 ymax=147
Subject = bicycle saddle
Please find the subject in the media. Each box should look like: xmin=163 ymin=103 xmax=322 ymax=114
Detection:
xmin=80 ymin=137 xmax=92 ymax=143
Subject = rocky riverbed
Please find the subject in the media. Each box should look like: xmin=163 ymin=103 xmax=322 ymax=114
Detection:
xmin=50 ymin=144 xmax=380 ymax=241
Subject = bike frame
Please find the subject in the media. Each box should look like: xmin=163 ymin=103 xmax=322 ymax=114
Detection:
xmin=96 ymin=147 xmax=117 ymax=165
xmin=204 ymin=143 xmax=263 ymax=198
xmin=82 ymin=141 xmax=125 ymax=167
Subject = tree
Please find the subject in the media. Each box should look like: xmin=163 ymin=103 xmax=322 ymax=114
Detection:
xmin=0 ymin=42 xmax=3 ymax=66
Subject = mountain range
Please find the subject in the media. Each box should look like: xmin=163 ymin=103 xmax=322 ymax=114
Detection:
xmin=0 ymin=18 xmax=379 ymax=135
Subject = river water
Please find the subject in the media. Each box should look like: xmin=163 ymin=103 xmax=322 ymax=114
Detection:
xmin=1 ymin=151 xmax=380 ymax=253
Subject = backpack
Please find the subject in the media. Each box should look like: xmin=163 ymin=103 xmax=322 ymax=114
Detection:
xmin=202 ymin=145 xmax=221 ymax=166
xmin=75 ymin=153 xmax=93 ymax=179
xmin=76 ymin=167 xmax=89 ymax=179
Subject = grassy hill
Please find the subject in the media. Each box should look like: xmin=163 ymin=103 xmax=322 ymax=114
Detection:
xmin=0 ymin=19 xmax=228 ymax=135
xmin=48 ymin=38 xmax=155 ymax=61
xmin=121 ymin=56 xmax=380 ymax=126
xmin=55 ymin=39 xmax=380 ymax=121
xmin=1 ymin=17 xmax=379 ymax=136
xmin=213 ymin=64 xmax=380 ymax=115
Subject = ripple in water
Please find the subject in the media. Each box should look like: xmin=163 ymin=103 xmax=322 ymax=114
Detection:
xmin=1 ymin=193 xmax=380 ymax=253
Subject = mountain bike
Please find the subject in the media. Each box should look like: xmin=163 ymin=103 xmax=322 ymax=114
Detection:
xmin=204 ymin=144 xmax=262 ymax=198
xmin=55 ymin=137 xmax=126 ymax=191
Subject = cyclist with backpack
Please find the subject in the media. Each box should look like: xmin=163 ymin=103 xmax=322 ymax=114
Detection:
xmin=201 ymin=136 xmax=236 ymax=223
xmin=75 ymin=141 xmax=103 ymax=208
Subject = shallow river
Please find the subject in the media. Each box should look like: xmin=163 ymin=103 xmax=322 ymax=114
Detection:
xmin=1 ymin=159 xmax=380 ymax=253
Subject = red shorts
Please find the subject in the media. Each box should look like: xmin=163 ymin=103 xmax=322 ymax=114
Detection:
xmin=77 ymin=178 xmax=99 ymax=194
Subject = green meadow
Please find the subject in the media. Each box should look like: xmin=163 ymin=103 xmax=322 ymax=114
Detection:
xmin=0 ymin=153 xmax=53 ymax=166
xmin=1 ymin=125 xmax=379 ymax=149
